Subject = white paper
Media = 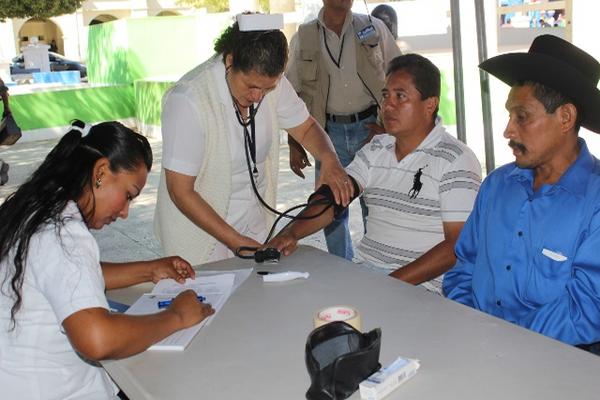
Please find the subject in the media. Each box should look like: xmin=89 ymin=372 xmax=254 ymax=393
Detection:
xmin=125 ymin=269 xmax=252 ymax=351
xmin=152 ymin=273 xmax=235 ymax=297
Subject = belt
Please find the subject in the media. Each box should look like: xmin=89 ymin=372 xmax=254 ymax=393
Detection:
xmin=326 ymin=105 xmax=378 ymax=124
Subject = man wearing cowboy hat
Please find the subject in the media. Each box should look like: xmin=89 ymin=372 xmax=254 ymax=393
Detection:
xmin=444 ymin=34 xmax=600 ymax=350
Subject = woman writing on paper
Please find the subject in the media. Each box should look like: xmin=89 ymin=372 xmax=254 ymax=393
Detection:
xmin=0 ymin=121 xmax=214 ymax=399
xmin=155 ymin=13 xmax=353 ymax=265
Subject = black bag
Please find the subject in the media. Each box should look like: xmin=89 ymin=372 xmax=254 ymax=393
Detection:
xmin=305 ymin=321 xmax=381 ymax=400
xmin=0 ymin=111 xmax=22 ymax=146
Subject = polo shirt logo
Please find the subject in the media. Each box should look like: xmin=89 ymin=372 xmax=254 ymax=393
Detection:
xmin=409 ymin=165 xmax=428 ymax=199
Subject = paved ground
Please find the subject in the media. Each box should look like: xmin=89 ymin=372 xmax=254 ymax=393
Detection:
xmin=0 ymin=135 xmax=365 ymax=263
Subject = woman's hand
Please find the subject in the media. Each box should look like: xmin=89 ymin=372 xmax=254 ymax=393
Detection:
xmin=228 ymin=233 xmax=262 ymax=255
xmin=264 ymin=232 xmax=299 ymax=257
xmin=168 ymin=290 xmax=215 ymax=329
xmin=148 ymin=256 xmax=196 ymax=284
xmin=317 ymin=157 xmax=353 ymax=206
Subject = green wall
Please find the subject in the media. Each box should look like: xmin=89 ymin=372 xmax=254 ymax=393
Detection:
xmin=439 ymin=70 xmax=456 ymax=125
xmin=14 ymin=14 xmax=457 ymax=134
xmin=8 ymin=85 xmax=134 ymax=130
xmin=134 ymin=79 xmax=173 ymax=126
xmin=10 ymin=14 xmax=229 ymax=132
xmin=81 ymin=14 xmax=232 ymax=128
xmin=87 ymin=15 xmax=229 ymax=85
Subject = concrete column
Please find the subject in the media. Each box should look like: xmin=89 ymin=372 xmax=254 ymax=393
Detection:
xmin=0 ymin=20 xmax=17 ymax=62
xmin=229 ymin=0 xmax=260 ymax=14
xmin=0 ymin=20 xmax=16 ymax=81
xmin=571 ymin=0 xmax=600 ymax=152
xmin=130 ymin=0 xmax=150 ymax=17
xmin=270 ymin=0 xmax=297 ymax=39
xmin=52 ymin=14 xmax=81 ymax=60
xmin=454 ymin=1 xmax=486 ymax=166
xmin=571 ymin=0 xmax=599 ymax=59
xmin=269 ymin=0 xmax=294 ymax=12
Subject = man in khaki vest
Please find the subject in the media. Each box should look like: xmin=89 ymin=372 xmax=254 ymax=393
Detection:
xmin=286 ymin=0 xmax=400 ymax=260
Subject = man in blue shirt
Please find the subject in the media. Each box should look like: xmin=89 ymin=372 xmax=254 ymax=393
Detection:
xmin=443 ymin=34 xmax=600 ymax=349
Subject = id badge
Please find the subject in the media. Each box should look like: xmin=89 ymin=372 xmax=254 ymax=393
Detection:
xmin=356 ymin=24 xmax=376 ymax=41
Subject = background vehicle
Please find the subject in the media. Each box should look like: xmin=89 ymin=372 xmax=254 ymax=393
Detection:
xmin=10 ymin=52 xmax=87 ymax=78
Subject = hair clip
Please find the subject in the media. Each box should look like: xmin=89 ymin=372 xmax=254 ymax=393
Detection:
xmin=71 ymin=123 xmax=91 ymax=137
xmin=237 ymin=13 xmax=284 ymax=31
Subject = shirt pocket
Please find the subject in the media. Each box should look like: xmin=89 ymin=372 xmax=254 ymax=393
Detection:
xmin=299 ymin=50 xmax=318 ymax=82
xmin=361 ymin=42 xmax=385 ymax=79
xmin=524 ymin=246 xmax=571 ymax=306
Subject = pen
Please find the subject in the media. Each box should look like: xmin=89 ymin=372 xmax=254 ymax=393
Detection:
xmin=157 ymin=295 xmax=206 ymax=309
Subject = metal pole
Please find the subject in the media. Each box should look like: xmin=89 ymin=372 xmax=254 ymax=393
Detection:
xmin=449 ymin=0 xmax=467 ymax=144
xmin=474 ymin=0 xmax=496 ymax=173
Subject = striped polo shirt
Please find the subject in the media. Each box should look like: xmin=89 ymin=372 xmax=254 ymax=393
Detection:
xmin=346 ymin=122 xmax=482 ymax=270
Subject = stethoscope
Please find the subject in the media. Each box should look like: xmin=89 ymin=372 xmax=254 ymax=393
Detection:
xmin=224 ymin=68 xmax=335 ymax=251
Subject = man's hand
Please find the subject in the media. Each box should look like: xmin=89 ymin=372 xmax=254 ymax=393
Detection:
xmin=364 ymin=122 xmax=385 ymax=145
xmin=289 ymin=141 xmax=311 ymax=179
xmin=148 ymin=256 xmax=196 ymax=284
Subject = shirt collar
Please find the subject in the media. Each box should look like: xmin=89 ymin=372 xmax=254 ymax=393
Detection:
xmin=318 ymin=9 xmax=353 ymax=37
xmin=65 ymin=200 xmax=84 ymax=222
xmin=413 ymin=118 xmax=445 ymax=150
xmin=507 ymin=137 xmax=594 ymax=196
xmin=212 ymin=58 xmax=230 ymax=106
xmin=386 ymin=118 xmax=445 ymax=156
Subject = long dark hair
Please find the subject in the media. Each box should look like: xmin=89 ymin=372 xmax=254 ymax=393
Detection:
xmin=0 ymin=120 xmax=152 ymax=327
xmin=214 ymin=21 xmax=288 ymax=77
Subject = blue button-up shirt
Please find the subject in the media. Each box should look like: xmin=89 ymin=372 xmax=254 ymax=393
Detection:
xmin=444 ymin=138 xmax=600 ymax=345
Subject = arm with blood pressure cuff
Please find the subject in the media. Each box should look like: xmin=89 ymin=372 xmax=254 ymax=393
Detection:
xmin=258 ymin=176 xmax=362 ymax=257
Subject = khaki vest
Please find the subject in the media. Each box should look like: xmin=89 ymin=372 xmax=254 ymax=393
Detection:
xmin=295 ymin=14 xmax=386 ymax=127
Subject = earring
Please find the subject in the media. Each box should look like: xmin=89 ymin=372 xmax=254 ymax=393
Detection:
xmin=95 ymin=178 xmax=101 ymax=189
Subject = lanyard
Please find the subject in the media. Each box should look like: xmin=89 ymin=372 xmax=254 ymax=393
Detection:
xmin=323 ymin=31 xmax=345 ymax=69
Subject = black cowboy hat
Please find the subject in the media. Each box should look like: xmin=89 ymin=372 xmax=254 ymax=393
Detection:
xmin=479 ymin=34 xmax=600 ymax=133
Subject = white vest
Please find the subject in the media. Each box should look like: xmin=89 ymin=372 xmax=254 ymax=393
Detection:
xmin=154 ymin=56 xmax=279 ymax=265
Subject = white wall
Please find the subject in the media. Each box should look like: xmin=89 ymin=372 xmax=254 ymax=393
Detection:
xmin=0 ymin=20 xmax=17 ymax=62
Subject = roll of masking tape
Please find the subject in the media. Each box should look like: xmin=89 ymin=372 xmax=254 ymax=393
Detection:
xmin=313 ymin=305 xmax=362 ymax=331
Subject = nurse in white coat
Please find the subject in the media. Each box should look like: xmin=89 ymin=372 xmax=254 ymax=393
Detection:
xmin=155 ymin=14 xmax=353 ymax=265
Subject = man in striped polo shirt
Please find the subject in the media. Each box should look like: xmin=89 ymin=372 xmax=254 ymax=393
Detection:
xmin=267 ymin=54 xmax=481 ymax=293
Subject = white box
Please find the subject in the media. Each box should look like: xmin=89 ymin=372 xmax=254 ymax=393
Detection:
xmin=359 ymin=357 xmax=420 ymax=400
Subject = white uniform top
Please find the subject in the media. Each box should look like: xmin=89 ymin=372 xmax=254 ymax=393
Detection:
xmin=161 ymin=61 xmax=309 ymax=261
xmin=0 ymin=201 xmax=117 ymax=400
xmin=346 ymin=122 xmax=482 ymax=271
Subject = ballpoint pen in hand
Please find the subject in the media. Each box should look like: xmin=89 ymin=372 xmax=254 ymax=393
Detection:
xmin=157 ymin=295 xmax=206 ymax=309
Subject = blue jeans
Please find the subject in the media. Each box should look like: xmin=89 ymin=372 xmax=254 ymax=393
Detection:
xmin=316 ymin=114 xmax=375 ymax=260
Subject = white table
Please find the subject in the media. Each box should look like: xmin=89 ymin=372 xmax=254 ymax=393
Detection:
xmin=104 ymin=246 xmax=600 ymax=399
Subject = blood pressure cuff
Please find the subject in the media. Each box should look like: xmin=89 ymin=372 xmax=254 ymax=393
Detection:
xmin=305 ymin=321 xmax=382 ymax=400
xmin=308 ymin=176 xmax=361 ymax=220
